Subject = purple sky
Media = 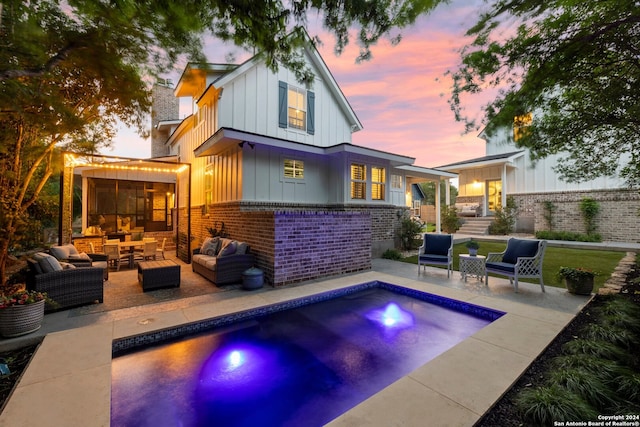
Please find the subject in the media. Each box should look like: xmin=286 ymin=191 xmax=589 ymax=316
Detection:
xmin=109 ymin=0 xmax=491 ymax=168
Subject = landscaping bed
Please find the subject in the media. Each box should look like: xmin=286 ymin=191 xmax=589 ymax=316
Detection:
xmin=476 ymin=265 xmax=640 ymax=426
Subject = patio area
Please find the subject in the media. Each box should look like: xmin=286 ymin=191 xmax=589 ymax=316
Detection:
xmin=0 ymin=243 xmax=599 ymax=426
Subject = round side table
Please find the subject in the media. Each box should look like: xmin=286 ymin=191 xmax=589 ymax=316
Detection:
xmin=459 ymin=254 xmax=486 ymax=282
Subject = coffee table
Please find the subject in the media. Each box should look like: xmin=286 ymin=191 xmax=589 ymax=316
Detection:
xmin=137 ymin=259 xmax=180 ymax=291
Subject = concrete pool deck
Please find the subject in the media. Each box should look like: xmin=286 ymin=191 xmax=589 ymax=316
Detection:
xmin=0 ymin=257 xmax=595 ymax=426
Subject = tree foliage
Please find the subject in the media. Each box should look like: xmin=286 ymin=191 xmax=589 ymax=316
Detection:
xmin=419 ymin=181 xmax=458 ymax=205
xmin=448 ymin=0 xmax=640 ymax=185
xmin=0 ymin=0 xmax=444 ymax=286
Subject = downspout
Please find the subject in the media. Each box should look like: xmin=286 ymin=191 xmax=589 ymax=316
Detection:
xmin=435 ymin=178 xmax=441 ymax=233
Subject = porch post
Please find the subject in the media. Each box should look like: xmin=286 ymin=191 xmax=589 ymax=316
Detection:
xmin=502 ymin=164 xmax=507 ymax=209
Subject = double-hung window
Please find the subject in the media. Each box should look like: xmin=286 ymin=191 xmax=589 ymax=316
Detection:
xmin=279 ymin=81 xmax=315 ymax=135
xmin=371 ymin=166 xmax=385 ymax=200
xmin=350 ymin=163 xmax=366 ymax=200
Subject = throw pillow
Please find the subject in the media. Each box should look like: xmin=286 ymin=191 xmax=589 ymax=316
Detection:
xmin=69 ymin=252 xmax=91 ymax=261
xmin=59 ymin=262 xmax=77 ymax=270
xmin=218 ymin=240 xmax=237 ymax=257
xmin=235 ymin=242 xmax=248 ymax=255
xmin=201 ymin=237 xmax=220 ymax=256
xmin=34 ymin=252 xmax=63 ymax=273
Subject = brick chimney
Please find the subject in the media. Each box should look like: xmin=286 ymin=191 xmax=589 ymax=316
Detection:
xmin=151 ymin=79 xmax=179 ymax=158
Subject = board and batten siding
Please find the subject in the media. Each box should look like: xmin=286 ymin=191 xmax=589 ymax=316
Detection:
xmin=217 ymin=58 xmax=355 ymax=147
xmin=240 ymin=146 xmax=331 ymax=203
xmin=484 ymin=128 xmax=627 ymax=194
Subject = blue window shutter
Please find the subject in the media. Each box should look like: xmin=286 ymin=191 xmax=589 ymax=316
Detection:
xmin=278 ymin=81 xmax=287 ymax=128
xmin=307 ymin=90 xmax=315 ymax=135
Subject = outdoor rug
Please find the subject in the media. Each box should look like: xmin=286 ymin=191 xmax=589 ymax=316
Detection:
xmin=68 ymin=260 xmax=240 ymax=316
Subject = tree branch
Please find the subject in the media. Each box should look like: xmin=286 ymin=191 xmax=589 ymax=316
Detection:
xmin=0 ymin=41 xmax=84 ymax=81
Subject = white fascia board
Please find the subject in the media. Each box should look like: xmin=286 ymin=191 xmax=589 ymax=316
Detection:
xmin=324 ymin=143 xmax=414 ymax=166
xmin=439 ymin=152 xmax=525 ymax=172
xmin=396 ymin=165 xmax=458 ymax=180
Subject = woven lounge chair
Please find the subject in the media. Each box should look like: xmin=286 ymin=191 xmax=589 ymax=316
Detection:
xmin=485 ymin=237 xmax=547 ymax=292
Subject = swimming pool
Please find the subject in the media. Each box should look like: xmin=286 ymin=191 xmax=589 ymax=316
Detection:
xmin=111 ymin=281 xmax=504 ymax=426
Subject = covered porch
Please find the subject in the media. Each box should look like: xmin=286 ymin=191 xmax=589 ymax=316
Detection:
xmin=59 ymin=152 xmax=192 ymax=263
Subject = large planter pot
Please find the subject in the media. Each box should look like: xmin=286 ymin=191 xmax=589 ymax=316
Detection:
xmin=565 ymin=277 xmax=594 ymax=295
xmin=0 ymin=299 xmax=45 ymax=338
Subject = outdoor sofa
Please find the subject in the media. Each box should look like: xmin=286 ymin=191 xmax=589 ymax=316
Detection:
xmin=49 ymin=243 xmax=109 ymax=280
xmin=454 ymin=203 xmax=482 ymax=217
xmin=26 ymin=252 xmax=104 ymax=311
xmin=192 ymin=237 xmax=255 ymax=286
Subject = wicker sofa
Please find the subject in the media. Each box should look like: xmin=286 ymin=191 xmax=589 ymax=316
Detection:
xmin=192 ymin=237 xmax=255 ymax=286
xmin=26 ymin=253 xmax=104 ymax=311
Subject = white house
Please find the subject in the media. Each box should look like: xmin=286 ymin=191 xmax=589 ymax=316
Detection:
xmin=438 ymin=121 xmax=640 ymax=242
xmin=134 ymin=33 xmax=455 ymax=286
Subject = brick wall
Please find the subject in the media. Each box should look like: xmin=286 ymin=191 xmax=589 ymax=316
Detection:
xmin=186 ymin=202 xmax=399 ymax=286
xmin=511 ymin=189 xmax=640 ymax=242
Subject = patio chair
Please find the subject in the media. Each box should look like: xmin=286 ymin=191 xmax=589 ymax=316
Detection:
xmin=104 ymin=243 xmax=131 ymax=271
xmin=418 ymin=234 xmax=454 ymax=277
xmin=485 ymin=237 xmax=547 ymax=292
xmin=133 ymin=240 xmax=157 ymax=263
xmin=156 ymin=237 xmax=167 ymax=259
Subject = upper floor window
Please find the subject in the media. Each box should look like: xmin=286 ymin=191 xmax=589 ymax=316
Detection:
xmin=350 ymin=163 xmax=366 ymax=200
xmin=513 ymin=112 xmax=532 ymax=141
xmin=284 ymin=159 xmax=304 ymax=179
xmin=371 ymin=166 xmax=386 ymax=200
xmin=287 ymin=87 xmax=306 ymax=131
xmin=279 ymin=81 xmax=315 ymax=135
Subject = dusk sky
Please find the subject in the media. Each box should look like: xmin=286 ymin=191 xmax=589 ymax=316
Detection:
xmin=107 ymin=0 xmax=491 ymax=168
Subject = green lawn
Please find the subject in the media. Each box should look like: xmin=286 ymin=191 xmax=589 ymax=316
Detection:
xmin=402 ymin=241 xmax=625 ymax=291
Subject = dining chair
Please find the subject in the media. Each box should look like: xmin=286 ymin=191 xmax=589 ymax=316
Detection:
xmin=104 ymin=243 xmax=131 ymax=271
xmin=156 ymin=238 xmax=167 ymax=260
xmin=134 ymin=240 xmax=157 ymax=263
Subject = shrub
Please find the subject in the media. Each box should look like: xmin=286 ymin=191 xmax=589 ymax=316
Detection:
xmin=516 ymin=385 xmax=598 ymax=425
xmin=534 ymin=230 xmax=602 ymax=242
xmin=488 ymin=196 xmax=517 ymax=235
xmin=381 ymin=249 xmax=403 ymax=260
xmin=441 ymin=206 xmax=461 ymax=234
xmin=398 ymin=216 xmax=423 ymax=250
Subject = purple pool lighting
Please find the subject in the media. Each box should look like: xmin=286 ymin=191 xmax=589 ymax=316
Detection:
xmin=112 ymin=286 xmax=503 ymax=427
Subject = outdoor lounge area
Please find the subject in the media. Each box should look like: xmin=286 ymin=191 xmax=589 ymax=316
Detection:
xmin=0 ymin=235 xmax=608 ymax=426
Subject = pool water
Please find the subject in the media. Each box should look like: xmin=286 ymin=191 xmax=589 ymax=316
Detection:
xmin=111 ymin=286 xmax=501 ymax=426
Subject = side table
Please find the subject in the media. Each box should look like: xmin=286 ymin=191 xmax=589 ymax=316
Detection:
xmin=459 ymin=254 xmax=486 ymax=282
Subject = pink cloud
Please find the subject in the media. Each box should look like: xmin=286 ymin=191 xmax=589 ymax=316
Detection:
xmin=113 ymin=0 xmax=492 ymax=167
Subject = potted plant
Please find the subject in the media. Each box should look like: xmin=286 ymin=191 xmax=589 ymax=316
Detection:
xmin=465 ymin=239 xmax=480 ymax=256
xmin=0 ymin=289 xmax=54 ymax=338
xmin=556 ymin=266 xmax=597 ymax=295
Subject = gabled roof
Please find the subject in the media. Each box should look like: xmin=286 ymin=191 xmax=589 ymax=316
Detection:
xmin=437 ymin=151 xmax=525 ymax=172
xmin=174 ymin=32 xmax=363 ymax=133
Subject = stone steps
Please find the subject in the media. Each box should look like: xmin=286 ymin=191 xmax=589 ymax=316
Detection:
xmin=457 ymin=218 xmax=493 ymax=235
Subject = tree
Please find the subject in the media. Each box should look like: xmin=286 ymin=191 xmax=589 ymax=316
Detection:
xmin=0 ymin=0 xmax=444 ymax=286
xmin=448 ymin=1 xmax=640 ymax=185
xmin=419 ymin=181 xmax=458 ymax=206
